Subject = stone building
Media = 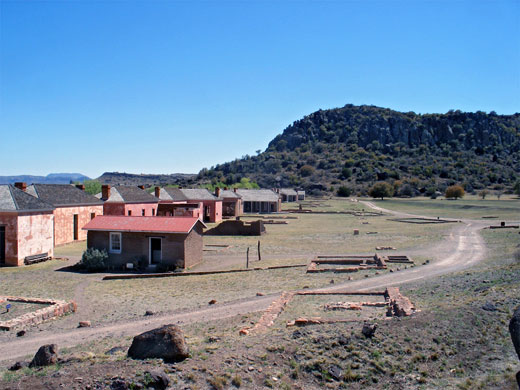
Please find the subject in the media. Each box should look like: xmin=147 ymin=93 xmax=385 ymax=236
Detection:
xmin=25 ymin=183 xmax=103 ymax=246
xmin=156 ymin=187 xmax=222 ymax=223
xmin=99 ymin=185 xmax=159 ymax=217
xmin=235 ymin=189 xmax=281 ymax=213
xmin=0 ymin=185 xmax=55 ymax=266
xmin=84 ymin=216 xmax=206 ymax=269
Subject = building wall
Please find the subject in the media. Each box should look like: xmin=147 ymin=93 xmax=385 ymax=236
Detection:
xmin=124 ymin=203 xmax=158 ymax=217
xmin=222 ymin=198 xmax=242 ymax=217
xmin=103 ymin=203 xmax=126 ymax=216
xmin=54 ymin=205 xmax=103 ymax=246
xmin=87 ymin=230 xmax=198 ymax=269
xmin=183 ymin=224 xmax=204 ymax=268
xmin=0 ymin=213 xmax=18 ymax=266
xmin=201 ymin=200 xmax=222 ymax=223
xmin=17 ymin=212 xmax=54 ymax=263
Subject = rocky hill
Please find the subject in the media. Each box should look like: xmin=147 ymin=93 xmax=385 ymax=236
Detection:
xmin=198 ymin=105 xmax=520 ymax=195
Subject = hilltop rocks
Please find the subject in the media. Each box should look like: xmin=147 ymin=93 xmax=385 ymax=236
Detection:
xmin=362 ymin=323 xmax=377 ymax=338
xmin=128 ymin=324 xmax=189 ymax=362
xmin=30 ymin=344 xmax=58 ymax=367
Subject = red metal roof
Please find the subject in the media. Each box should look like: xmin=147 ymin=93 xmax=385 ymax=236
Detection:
xmin=82 ymin=216 xmax=205 ymax=234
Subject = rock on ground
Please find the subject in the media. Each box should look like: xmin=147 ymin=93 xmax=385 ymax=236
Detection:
xmin=362 ymin=323 xmax=377 ymax=338
xmin=29 ymin=344 xmax=58 ymax=367
xmin=128 ymin=324 xmax=189 ymax=362
xmin=144 ymin=370 xmax=170 ymax=390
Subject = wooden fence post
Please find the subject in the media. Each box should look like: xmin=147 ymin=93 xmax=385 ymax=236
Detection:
xmin=258 ymin=240 xmax=261 ymax=261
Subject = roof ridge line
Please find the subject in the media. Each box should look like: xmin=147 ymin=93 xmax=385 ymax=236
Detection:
xmin=8 ymin=185 xmax=20 ymax=210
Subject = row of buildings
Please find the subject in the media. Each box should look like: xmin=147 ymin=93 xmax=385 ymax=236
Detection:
xmin=0 ymin=183 xmax=304 ymax=267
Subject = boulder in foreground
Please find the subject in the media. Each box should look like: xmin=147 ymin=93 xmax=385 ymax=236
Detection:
xmin=30 ymin=344 xmax=58 ymax=367
xmin=128 ymin=324 xmax=189 ymax=362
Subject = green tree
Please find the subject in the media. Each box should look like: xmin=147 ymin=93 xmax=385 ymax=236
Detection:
xmin=368 ymin=182 xmax=394 ymax=200
xmin=336 ymin=186 xmax=351 ymax=197
xmin=84 ymin=180 xmax=102 ymax=195
xmin=445 ymin=185 xmax=465 ymax=199
xmin=299 ymin=165 xmax=315 ymax=177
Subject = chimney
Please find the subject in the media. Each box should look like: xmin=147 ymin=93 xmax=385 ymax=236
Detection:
xmin=102 ymin=185 xmax=111 ymax=200
xmin=14 ymin=182 xmax=27 ymax=192
xmin=138 ymin=185 xmax=145 ymax=190
xmin=76 ymin=184 xmax=85 ymax=191
xmin=215 ymin=187 xmax=220 ymax=198
xmin=154 ymin=186 xmax=161 ymax=198
xmin=233 ymin=187 xmax=238 ymax=193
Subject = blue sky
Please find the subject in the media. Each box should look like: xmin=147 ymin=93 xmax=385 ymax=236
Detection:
xmin=1 ymin=1 xmax=519 ymax=178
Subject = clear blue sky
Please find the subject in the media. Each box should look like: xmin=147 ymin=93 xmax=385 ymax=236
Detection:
xmin=1 ymin=1 xmax=519 ymax=178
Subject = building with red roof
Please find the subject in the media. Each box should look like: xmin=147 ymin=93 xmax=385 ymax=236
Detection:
xmin=83 ymin=216 xmax=206 ymax=270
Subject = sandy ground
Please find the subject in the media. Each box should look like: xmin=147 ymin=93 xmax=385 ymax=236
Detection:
xmin=0 ymin=202 xmax=492 ymax=365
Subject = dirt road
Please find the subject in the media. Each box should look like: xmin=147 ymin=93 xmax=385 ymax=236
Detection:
xmin=0 ymin=203 xmax=490 ymax=364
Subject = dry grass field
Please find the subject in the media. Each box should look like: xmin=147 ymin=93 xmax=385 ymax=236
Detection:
xmin=1 ymin=197 xmax=519 ymax=389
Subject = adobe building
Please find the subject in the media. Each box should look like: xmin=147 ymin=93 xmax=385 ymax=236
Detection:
xmin=100 ymin=185 xmax=159 ymax=217
xmin=25 ymin=183 xmax=103 ymax=246
xmin=83 ymin=216 xmax=206 ymax=269
xmin=235 ymin=189 xmax=282 ymax=213
xmin=0 ymin=185 xmax=55 ymax=266
xmin=297 ymin=190 xmax=306 ymax=201
xmin=156 ymin=202 xmax=203 ymax=219
xmin=279 ymin=188 xmax=298 ymax=202
xmin=216 ymin=187 xmax=242 ymax=217
xmin=156 ymin=187 xmax=222 ymax=223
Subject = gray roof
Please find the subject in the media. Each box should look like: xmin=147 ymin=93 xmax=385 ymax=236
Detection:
xmin=297 ymin=191 xmax=305 ymax=195
xmin=235 ymin=189 xmax=280 ymax=202
xmin=27 ymin=184 xmax=103 ymax=207
xmin=0 ymin=185 xmax=55 ymax=212
xmin=219 ymin=189 xmax=241 ymax=199
xmin=102 ymin=186 xmax=158 ymax=203
xmin=280 ymin=188 xmax=298 ymax=196
xmin=160 ymin=188 xmax=217 ymax=201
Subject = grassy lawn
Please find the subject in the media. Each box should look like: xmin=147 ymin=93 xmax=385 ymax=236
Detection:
xmin=370 ymin=195 xmax=520 ymax=220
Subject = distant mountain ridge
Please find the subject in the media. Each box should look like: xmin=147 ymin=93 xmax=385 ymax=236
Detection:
xmin=198 ymin=104 xmax=520 ymax=195
xmin=96 ymin=172 xmax=197 ymax=186
xmin=0 ymin=173 xmax=91 ymax=185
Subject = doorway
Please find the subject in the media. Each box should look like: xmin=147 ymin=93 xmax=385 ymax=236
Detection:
xmin=0 ymin=226 xmax=5 ymax=265
xmin=149 ymin=237 xmax=162 ymax=264
xmin=204 ymin=206 xmax=210 ymax=222
xmin=73 ymin=214 xmax=79 ymax=241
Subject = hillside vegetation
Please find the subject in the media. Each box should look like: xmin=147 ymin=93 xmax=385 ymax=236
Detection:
xmin=198 ymin=105 xmax=520 ymax=195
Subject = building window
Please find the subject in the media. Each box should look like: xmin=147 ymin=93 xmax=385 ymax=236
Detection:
xmin=142 ymin=209 xmax=145 ymax=216
xmin=152 ymin=209 xmax=155 ymax=216
xmin=109 ymin=232 xmax=122 ymax=254
xmin=128 ymin=210 xmax=132 ymax=216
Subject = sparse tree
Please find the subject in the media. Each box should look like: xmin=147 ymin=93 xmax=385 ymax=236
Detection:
xmin=300 ymin=165 xmax=315 ymax=177
xmin=445 ymin=185 xmax=465 ymax=199
xmin=368 ymin=182 xmax=394 ymax=200
xmin=337 ymin=186 xmax=351 ymax=197
xmin=478 ymin=189 xmax=489 ymax=199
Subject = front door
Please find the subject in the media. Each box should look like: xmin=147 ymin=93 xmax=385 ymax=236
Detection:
xmin=0 ymin=226 xmax=5 ymax=264
xmin=204 ymin=206 xmax=210 ymax=222
xmin=73 ymin=214 xmax=79 ymax=241
xmin=150 ymin=238 xmax=162 ymax=264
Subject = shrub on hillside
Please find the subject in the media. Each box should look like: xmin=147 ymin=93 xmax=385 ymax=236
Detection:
xmin=337 ymin=186 xmax=352 ymax=197
xmin=445 ymin=185 xmax=465 ymax=199
xmin=300 ymin=165 xmax=315 ymax=177
xmin=80 ymin=248 xmax=108 ymax=272
xmin=368 ymin=182 xmax=394 ymax=200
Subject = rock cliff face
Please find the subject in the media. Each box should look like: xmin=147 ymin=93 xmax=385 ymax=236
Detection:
xmin=200 ymin=105 xmax=520 ymax=194
xmin=268 ymin=105 xmax=519 ymax=154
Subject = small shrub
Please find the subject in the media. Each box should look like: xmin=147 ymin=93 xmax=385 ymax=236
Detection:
xmin=337 ymin=186 xmax=351 ymax=197
xmin=208 ymin=375 xmax=227 ymax=390
xmin=231 ymin=374 xmax=242 ymax=387
xmin=300 ymin=165 xmax=315 ymax=177
xmin=80 ymin=248 xmax=108 ymax=272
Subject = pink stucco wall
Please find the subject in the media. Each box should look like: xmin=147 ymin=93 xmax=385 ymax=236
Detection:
xmin=17 ymin=212 xmax=54 ymax=264
xmin=124 ymin=203 xmax=158 ymax=217
xmin=54 ymin=205 xmax=103 ymax=246
xmin=103 ymin=202 xmax=157 ymax=217
xmin=0 ymin=211 xmax=54 ymax=266
xmin=201 ymin=200 xmax=222 ymax=223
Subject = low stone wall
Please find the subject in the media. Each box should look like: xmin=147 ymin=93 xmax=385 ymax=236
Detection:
xmin=205 ymin=220 xmax=265 ymax=236
xmin=0 ymin=296 xmax=77 ymax=331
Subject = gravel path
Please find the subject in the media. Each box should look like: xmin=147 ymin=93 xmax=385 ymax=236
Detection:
xmin=0 ymin=202 xmax=492 ymax=365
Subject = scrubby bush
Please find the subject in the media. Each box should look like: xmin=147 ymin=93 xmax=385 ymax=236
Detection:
xmin=300 ymin=165 xmax=315 ymax=177
xmin=337 ymin=186 xmax=352 ymax=197
xmin=80 ymin=248 xmax=108 ymax=272
xmin=445 ymin=185 xmax=465 ymax=199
